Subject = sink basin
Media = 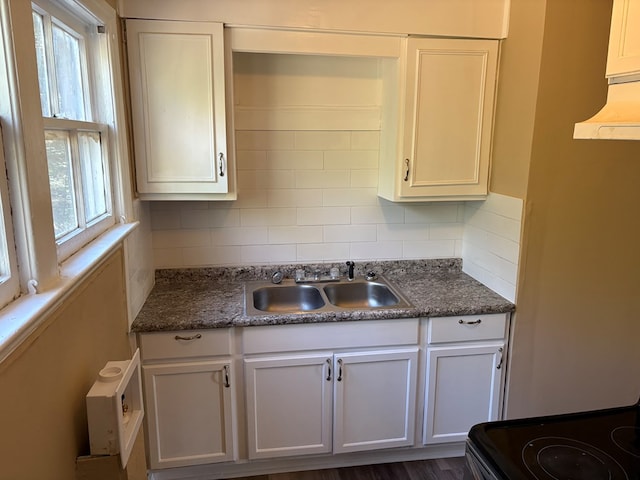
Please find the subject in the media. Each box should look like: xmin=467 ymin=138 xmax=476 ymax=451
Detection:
xmin=252 ymin=284 xmax=325 ymax=313
xmin=244 ymin=276 xmax=413 ymax=316
xmin=323 ymin=281 xmax=400 ymax=308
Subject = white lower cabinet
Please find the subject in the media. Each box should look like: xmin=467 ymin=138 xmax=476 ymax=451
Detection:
xmin=137 ymin=314 xmax=511 ymax=473
xmin=143 ymin=360 xmax=235 ymax=468
xmin=244 ymin=353 xmax=333 ymax=459
xmin=423 ymin=314 xmax=508 ymax=444
xmin=244 ymin=348 xmax=419 ymax=459
xmin=139 ymin=330 xmax=235 ymax=469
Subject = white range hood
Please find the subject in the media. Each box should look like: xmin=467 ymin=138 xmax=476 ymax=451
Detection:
xmin=574 ymin=80 xmax=640 ymax=140
xmin=574 ymin=0 xmax=640 ymax=141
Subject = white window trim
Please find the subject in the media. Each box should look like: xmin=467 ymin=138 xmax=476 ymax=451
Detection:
xmin=0 ymin=0 xmax=136 ymax=363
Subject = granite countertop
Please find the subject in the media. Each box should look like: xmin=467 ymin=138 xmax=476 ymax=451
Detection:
xmin=131 ymin=259 xmax=515 ymax=333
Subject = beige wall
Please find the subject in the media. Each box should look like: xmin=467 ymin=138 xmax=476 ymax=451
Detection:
xmin=489 ymin=0 xmax=545 ymax=199
xmin=0 ymin=249 xmax=133 ymax=480
xmin=502 ymin=0 xmax=640 ymax=417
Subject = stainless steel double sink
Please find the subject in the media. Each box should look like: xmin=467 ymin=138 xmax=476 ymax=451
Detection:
xmin=244 ymin=276 xmax=413 ymax=316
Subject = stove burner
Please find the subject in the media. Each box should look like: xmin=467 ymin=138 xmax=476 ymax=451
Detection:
xmin=612 ymin=426 xmax=640 ymax=458
xmin=522 ymin=437 xmax=629 ymax=480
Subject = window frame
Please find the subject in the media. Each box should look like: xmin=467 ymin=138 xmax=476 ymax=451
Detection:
xmin=33 ymin=0 xmax=119 ymax=261
xmin=0 ymin=0 xmax=135 ymax=355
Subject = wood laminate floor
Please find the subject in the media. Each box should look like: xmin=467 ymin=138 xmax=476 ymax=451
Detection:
xmin=231 ymin=457 xmax=469 ymax=480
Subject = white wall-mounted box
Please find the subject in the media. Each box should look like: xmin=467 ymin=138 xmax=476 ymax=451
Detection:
xmin=86 ymin=349 xmax=144 ymax=467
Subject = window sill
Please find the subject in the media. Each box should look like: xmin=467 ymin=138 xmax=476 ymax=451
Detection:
xmin=0 ymin=222 xmax=138 ymax=365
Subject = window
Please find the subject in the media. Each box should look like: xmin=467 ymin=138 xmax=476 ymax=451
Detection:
xmin=0 ymin=128 xmax=19 ymax=308
xmin=32 ymin=1 xmax=114 ymax=260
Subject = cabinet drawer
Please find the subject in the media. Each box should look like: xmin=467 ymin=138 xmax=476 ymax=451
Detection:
xmin=139 ymin=329 xmax=232 ymax=360
xmin=243 ymin=319 xmax=419 ymax=354
xmin=427 ymin=314 xmax=508 ymax=344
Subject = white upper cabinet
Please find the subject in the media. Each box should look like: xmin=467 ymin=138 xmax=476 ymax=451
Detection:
xmin=606 ymin=0 xmax=640 ymax=79
xmin=126 ymin=20 xmax=236 ymax=200
xmin=379 ymin=37 xmax=499 ymax=201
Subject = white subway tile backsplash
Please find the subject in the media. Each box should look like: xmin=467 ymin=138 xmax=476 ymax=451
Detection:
xmin=404 ymin=204 xmax=461 ymax=224
xmin=149 ymin=129 xmax=521 ymax=306
xmin=153 ymin=247 xmax=184 ymax=269
xmin=268 ymin=226 xmax=323 ymax=244
xmin=297 ymin=207 xmax=351 ymax=226
xmin=429 ymin=223 xmax=465 ymax=240
xmin=403 ymin=240 xmax=457 ymax=259
xmin=240 ymin=208 xmax=296 ymax=226
xmin=350 ymin=169 xmax=378 ymax=188
xmin=294 ymin=131 xmax=351 ymax=150
xmin=351 ymin=241 xmax=403 ymax=260
xmin=236 ymin=130 xmax=295 ymax=150
xmin=324 ymin=150 xmax=378 ymax=170
xmin=351 ymin=131 xmax=380 ymax=150
xmin=182 ymin=246 xmax=243 ymax=266
xmin=211 ymin=226 xmax=268 ymax=246
xmin=322 ymin=188 xmax=378 ymax=207
xmin=238 ymin=169 xmax=296 ymax=189
xmin=324 ymin=224 xmax=377 ymax=243
xmin=296 ymin=242 xmax=351 ymax=262
xmin=181 ymin=208 xmax=240 ymax=229
xmin=241 ymin=244 xmax=297 ymax=264
xmin=150 ymin=208 xmax=181 ymax=230
xmin=377 ymin=223 xmax=429 ymax=242
xmin=152 ymin=229 xmax=211 ymax=249
xmin=351 ymin=205 xmax=404 ymax=224
xmin=265 ymin=150 xmax=324 ymax=170
xmin=268 ymin=189 xmax=323 ymax=208
xmin=230 ymin=189 xmax=268 ymax=209
xmin=296 ymin=170 xmax=351 ymax=189
xmin=462 ymin=192 xmax=523 ymax=303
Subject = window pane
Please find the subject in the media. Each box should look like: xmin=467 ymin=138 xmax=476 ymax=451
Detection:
xmin=32 ymin=11 xmax=51 ymax=117
xmin=0 ymin=198 xmax=11 ymax=283
xmin=45 ymin=130 xmax=78 ymax=238
xmin=78 ymin=131 xmax=107 ymax=222
xmin=52 ymin=24 xmax=85 ymax=120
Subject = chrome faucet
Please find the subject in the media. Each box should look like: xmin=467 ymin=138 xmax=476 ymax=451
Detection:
xmin=346 ymin=261 xmax=355 ymax=281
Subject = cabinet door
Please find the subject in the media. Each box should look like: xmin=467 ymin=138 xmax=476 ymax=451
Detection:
xmin=244 ymin=353 xmax=333 ymax=459
xmin=400 ymin=38 xmax=498 ymax=199
xmin=143 ymin=360 xmax=234 ymax=469
xmin=126 ymin=20 xmax=229 ymax=197
xmin=606 ymin=0 xmax=640 ymax=78
xmin=333 ymin=348 xmax=418 ymax=453
xmin=423 ymin=343 xmax=505 ymax=444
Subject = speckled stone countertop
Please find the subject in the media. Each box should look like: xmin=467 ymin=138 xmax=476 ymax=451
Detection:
xmin=131 ymin=259 xmax=514 ymax=333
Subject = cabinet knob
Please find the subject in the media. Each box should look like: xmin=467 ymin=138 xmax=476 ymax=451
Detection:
xmin=497 ymin=347 xmax=504 ymax=370
xmin=337 ymin=358 xmax=343 ymax=382
xmin=404 ymin=158 xmax=410 ymax=182
xmin=326 ymin=358 xmax=332 ymax=381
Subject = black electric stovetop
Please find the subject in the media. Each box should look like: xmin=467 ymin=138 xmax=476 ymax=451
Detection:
xmin=467 ymin=401 xmax=640 ymax=480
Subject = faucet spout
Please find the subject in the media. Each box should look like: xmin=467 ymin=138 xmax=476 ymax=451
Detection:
xmin=346 ymin=261 xmax=355 ymax=281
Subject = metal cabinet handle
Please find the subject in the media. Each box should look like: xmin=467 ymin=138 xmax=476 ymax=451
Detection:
xmin=223 ymin=365 xmax=230 ymax=388
xmin=326 ymin=358 xmax=332 ymax=381
xmin=404 ymin=159 xmax=410 ymax=182
xmin=337 ymin=358 xmax=343 ymax=382
xmin=497 ymin=347 xmax=504 ymax=370
xmin=458 ymin=319 xmax=482 ymax=326
xmin=219 ymin=152 xmax=225 ymax=177
xmin=174 ymin=333 xmax=202 ymax=341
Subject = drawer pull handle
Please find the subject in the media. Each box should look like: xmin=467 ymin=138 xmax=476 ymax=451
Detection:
xmin=459 ymin=319 xmax=482 ymax=326
xmin=174 ymin=333 xmax=202 ymax=341
xmin=223 ymin=365 xmax=231 ymax=388
xmin=497 ymin=347 xmax=504 ymax=370
xmin=337 ymin=358 xmax=343 ymax=382
xmin=326 ymin=358 xmax=332 ymax=381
